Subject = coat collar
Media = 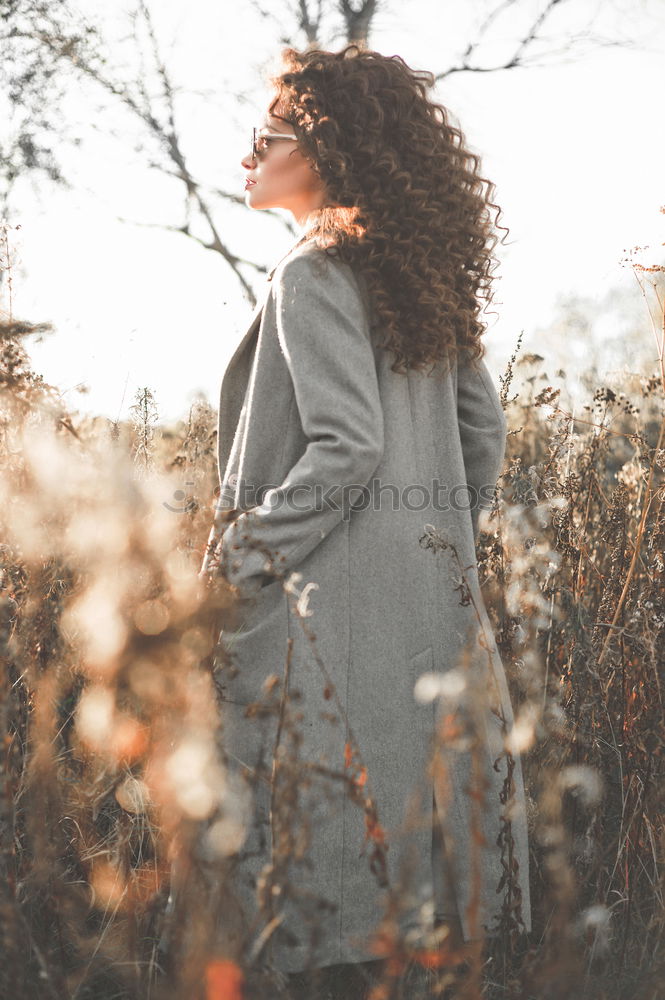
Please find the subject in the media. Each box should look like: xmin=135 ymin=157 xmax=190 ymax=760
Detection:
xmin=266 ymin=229 xmax=314 ymax=280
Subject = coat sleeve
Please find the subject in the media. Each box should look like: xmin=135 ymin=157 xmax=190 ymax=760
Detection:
xmin=214 ymin=250 xmax=384 ymax=597
xmin=456 ymin=353 xmax=508 ymax=543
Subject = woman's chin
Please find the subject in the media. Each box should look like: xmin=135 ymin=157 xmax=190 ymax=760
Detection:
xmin=244 ymin=187 xmax=264 ymax=207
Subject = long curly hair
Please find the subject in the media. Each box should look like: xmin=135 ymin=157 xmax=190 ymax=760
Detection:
xmin=266 ymin=45 xmax=508 ymax=376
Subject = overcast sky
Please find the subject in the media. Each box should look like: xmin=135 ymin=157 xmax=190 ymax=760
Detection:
xmin=5 ymin=0 xmax=665 ymax=423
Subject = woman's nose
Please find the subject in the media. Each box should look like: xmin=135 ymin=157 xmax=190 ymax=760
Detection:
xmin=240 ymin=148 xmax=256 ymax=170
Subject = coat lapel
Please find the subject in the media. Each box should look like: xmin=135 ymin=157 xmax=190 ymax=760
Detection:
xmin=222 ymin=289 xmax=266 ymax=381
xmin=220 ymin=231 xmax=310 ymax=393
xmin=217 ymin=292 xmax=267 ymax=479
xmin=216 ymin=231 xmax=312 ymax=477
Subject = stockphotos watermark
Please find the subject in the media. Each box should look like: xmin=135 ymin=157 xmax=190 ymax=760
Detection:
xmin=163 ymin=476 xmax=499 ymax=520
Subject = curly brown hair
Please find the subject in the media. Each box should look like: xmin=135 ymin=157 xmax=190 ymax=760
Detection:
xmin=266 ymin=44 xmax=508 ymax=376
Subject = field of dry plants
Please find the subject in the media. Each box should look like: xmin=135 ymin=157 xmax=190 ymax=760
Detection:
xmin=0 ymin=220 xmax=663 ymax=1000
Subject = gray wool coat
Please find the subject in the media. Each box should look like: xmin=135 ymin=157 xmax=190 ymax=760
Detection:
xmin=201 ymin=235 xmax=532 ymax=973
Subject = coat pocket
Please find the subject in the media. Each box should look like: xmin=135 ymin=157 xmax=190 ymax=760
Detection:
xmin=215 ymin=578 xmax=289 ymax=706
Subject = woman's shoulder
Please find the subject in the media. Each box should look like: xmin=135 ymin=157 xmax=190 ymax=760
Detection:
xmin=268 ymin=237 xmax=372 ymax=325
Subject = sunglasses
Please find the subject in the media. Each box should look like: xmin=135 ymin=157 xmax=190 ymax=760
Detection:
xmin=251 ymin=126 xmax=299 ymax=160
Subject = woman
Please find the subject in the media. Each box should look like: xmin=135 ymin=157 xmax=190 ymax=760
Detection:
xmin=201 ymin=44 xmax=531 ymax=987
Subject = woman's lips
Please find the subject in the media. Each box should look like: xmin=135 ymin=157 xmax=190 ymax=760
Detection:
xmin=245 ymin=178 xmax=257 ymax=189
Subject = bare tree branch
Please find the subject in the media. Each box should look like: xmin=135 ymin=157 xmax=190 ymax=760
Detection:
xmin=112 ymin=214 xmax=271 ymax=275
xmin=12 ymin=6 xmax=260 ymax=304
xmin=434 ymin=0 xmax=574 ymax=79
xmin=297 ymin=0 xmax=325 ymax=44
xmin=339 ymin=0 xmax=378 ymax=46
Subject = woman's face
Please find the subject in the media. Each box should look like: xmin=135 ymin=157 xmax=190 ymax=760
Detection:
xmin=240 ymin=105 xmax=327 ymax=226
